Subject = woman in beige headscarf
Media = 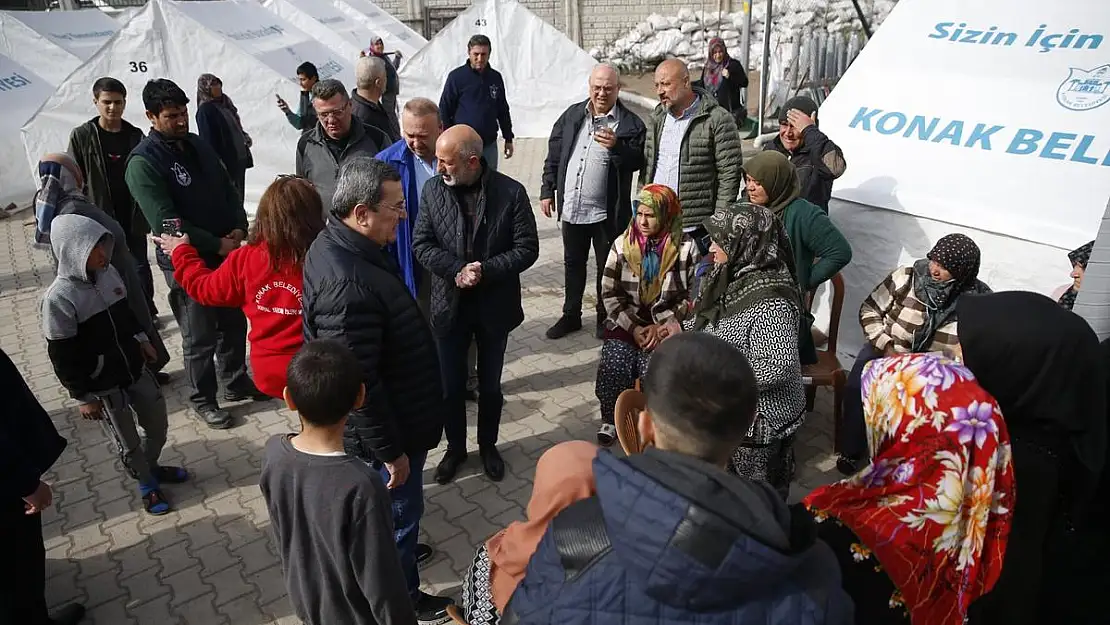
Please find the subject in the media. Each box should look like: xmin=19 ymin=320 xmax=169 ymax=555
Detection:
xmin=35 ymin=153 xmax=170 ymax=375
xmin=459 ymin=441 xmax=598 ymax=624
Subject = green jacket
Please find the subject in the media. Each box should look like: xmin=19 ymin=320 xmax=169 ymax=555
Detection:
xmin=781 ymin=197 xmax=852 ymax=364
xmin=640 ymin=87 xmax=743 ymax=224
xmin=67 ymin=118 xmax=146 ymax=237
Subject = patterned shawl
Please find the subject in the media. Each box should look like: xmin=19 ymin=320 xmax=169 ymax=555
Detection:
xmin=691 ymin=201 xmax=800 ymax=331
xmin=33 ymin=153 xmax=83 ymax=248
xmin=804 ymin=353 xmax=1015 ymax=625
xmin=623 ymin=184 xmax=684 ymax=305
xmin=911 ymin=233 xmax=986 ymax=352
xmin=702 ymin=38 xmax=729 ymax=91
xmin=1059 ymin=240 xmax=1095 ymax=310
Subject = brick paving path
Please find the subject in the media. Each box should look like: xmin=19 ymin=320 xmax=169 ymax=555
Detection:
xmin=0 ymin=137 xmax=840 ymax=624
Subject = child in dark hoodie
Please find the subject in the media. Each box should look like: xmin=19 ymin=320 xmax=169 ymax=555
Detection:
xmin=41 ymin=214 xmax=187 ymax=515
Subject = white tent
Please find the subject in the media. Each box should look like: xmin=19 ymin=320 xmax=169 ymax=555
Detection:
xmin=259 ymin=0 xmax=366 ymax=59
xmin=398 ymin=0 xmax=596 ymax=138
xmin=0 ymin=54 xmax=53 ymax=208
xmin=0 ymin=9 xmax=119 ymax=84
xmin=22 ymin=0 xmax=356 ymax=212
xmin=813 ymin=0 xmax=1110 ymax=357
xmin=333 ymin=0 xmax=425 ymax=60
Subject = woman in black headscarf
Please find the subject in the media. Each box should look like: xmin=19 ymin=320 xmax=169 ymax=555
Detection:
xmin=1053 ymin=240 xmax=1094 ymax=310
xmin=195 ymin=73 xmax=254 ymax=199
xmin=958 ymin=291 xmax=1108 ymax=625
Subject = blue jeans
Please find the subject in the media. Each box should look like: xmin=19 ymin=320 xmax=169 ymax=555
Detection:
xmin=374 ymin=449 xmax=427 ymax=599
xmin=438 ymin=321 xmax=509 ymax=451
xmin=482 ymin=141 xmax=499 ymax=171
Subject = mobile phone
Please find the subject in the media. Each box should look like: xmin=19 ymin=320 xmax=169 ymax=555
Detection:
xmin=591 ymin=116 xmax=605 ymax=134
xmin=162 ymin=218 xmax=183 ymax=237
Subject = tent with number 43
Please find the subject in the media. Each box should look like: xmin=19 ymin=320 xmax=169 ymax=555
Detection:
xmin=21 ymin=0 xmax=356 ymax=213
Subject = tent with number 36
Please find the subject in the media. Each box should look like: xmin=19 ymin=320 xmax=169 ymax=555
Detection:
xmin=21 ymin=0 xmax=356 ymax=213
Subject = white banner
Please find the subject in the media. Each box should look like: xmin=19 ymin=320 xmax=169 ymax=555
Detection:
xmin=398 ymin=0 xmax=596 ymax=139
xmin=0 ymin=54 xmax=53 ymax=207
xmin=820 ymin=0 xmax=1110 ymax=249
xmin=334 ymin=0 xmax=426 ymax=61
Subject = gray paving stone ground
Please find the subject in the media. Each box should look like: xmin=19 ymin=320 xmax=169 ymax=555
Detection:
xmin=0 ymin=137 xmax=841 ymax=624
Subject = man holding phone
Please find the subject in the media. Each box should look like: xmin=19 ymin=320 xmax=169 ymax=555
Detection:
xmin=540 ymin=64 xmax=646 ymax=340
xmin=126 ymin=79 xmax=265 ymax=431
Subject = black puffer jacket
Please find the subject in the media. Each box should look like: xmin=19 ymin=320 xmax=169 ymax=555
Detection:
xmin=302 ymin=219 xmax=445 ymax=463
xmin=412 ymin=165 xmax=539 ymax=337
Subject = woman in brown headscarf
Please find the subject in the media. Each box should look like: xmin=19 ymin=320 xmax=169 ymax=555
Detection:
xmin=743 ymin=150 xmax=851 ymax=364
xmin=459 ymin=441 xmax=598 ymax=625
xmin=195 ymin=74 xmax=253 ymax=198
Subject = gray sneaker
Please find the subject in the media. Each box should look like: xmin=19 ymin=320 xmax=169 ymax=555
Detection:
xmin=197 ymin=407 xmax=232 ymax=430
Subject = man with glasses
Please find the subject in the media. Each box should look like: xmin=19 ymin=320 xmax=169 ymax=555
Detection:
xmin=296 ymin=78 xmax=391 ymax=216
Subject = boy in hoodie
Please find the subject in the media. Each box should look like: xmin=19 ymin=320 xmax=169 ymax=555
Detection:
xmin=42 ymin=214 xmax=188 ymax=516
xmin=504 ymin=332 xmax=853 ymax=625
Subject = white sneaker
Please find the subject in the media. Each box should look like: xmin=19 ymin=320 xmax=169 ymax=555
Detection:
xmin=597 ymin=423 xmax=617 ymax=447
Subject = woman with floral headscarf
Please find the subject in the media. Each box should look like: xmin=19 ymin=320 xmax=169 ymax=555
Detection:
xmin=668 ymin=201 xmax=805 ymax=497
xmin=803 ymin=352 xmax=1015 ymax=625
xmin=838 ymin=234 xmax=991 ymax=475
xmin=195 ymin=74 xmax=253 ymax=198
xmin=1052 ymin=240 xmax=1094 ymax=310
xmin=698 ymin=37 xmax=748 ymax=126
xmin=594 ymin=184 xmax=696 ymax=446
xmin=744 ymin=150 xmax=852 ymax=364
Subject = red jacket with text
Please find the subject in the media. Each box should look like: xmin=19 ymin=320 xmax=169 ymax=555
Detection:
xmin=172 ymin=243 xmax=304 ymax=399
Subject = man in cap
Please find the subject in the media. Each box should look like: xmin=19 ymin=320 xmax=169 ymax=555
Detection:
xmin=761 ymin=95 xmax=846 ymax=213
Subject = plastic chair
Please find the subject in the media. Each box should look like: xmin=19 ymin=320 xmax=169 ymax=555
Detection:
xmin=446 ymin=605 xmax=469 ymax=624
xmin=801 ymin=273 xmax=848 ymax=453
xmin=614 ymin=379 xmax=648 ymax=455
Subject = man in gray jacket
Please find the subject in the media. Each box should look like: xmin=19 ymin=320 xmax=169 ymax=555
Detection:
xmin=296 ymin=79 xmax=390 ymax=215
xmin=641 ymin=59 xmax=743 ymax=254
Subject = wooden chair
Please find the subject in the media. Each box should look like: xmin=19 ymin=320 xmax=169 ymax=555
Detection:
xmin=446 ymin=604 xmax=469 ymax=624
xmin=801 ymin=273 xmax=848 ymax=453
xmin=614 ymin=379 xmax=649 ymax=455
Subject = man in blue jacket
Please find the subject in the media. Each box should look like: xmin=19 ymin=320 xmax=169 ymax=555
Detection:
xmin=376 ymin=97 xmax=442 ymax=301
xmin=0 ymin=348 xmax=85 ymax=625
xmin=504 ymin=332 xmax=853 ymax=625
xmin=438 ymin=34 xmax=514 ymax=170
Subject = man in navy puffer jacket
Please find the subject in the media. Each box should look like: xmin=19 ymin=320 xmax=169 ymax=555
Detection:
xmin=504 ymin=332 xmax=853 ymax=625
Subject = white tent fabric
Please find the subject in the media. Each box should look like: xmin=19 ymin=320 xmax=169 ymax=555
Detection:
xmin=812 ymin=0 xmax=1110 ymax=358
xmin=1074 ymin=198 xmax=1110 ymax=340
xmin=333 ymin=0 xmax=425 ymax=60
xmin=0 ymin=54 xmax=53 ymax=208
xmin=21 ymin=0 xmax=356 ymax=213
xmin=397 ymin=0 xmax=597 ymax=138
xmin=259 ymin=0 xmax=366 ymax=59
xmin=0 ymin=10 xmax=119 ymax=84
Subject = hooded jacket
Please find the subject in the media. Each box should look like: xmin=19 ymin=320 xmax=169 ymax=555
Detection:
xmin=506 ymin=448 xmax=853 ymax=625
xmin=42 ymin=214 xmax=148 ymax=401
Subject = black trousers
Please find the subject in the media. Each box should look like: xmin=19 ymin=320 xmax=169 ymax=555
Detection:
xmin=838 ymin=345 xmax=885 ymax=460
xmin=438 ymin=319 xmax=509 ymax=451
xmin=163 ymin=269 xmax=251 ymax=409
xmin=561 ymin=221 xmax=613 ymax=321
xmin=0 ymin=501 xmax=49 ymax=625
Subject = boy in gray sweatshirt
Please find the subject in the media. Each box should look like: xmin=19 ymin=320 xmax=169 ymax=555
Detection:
xmin=260 ymin=340 xmax=417 ymax=625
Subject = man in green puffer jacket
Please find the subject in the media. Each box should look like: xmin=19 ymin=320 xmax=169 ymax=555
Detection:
xmin=641 ymin=59 xmax=743 ymax=253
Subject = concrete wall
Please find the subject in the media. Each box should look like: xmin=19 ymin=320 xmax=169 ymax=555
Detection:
xmin=372 ymin=0 xmax=735 ymax=53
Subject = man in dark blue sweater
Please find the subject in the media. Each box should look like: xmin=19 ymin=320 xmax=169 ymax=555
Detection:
xmin=438 ymin=34 xmax=514 ymax=170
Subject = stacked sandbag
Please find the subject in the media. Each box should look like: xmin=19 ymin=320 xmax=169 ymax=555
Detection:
xmin=590 ymin=0 xmax=898 ymax=73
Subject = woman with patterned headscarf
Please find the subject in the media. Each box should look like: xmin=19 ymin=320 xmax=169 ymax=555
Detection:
xmin=698 ymin=37 xmax=748 ymax=126
xmin=1052 ymin=240 xmax=1094 ymax=310
xmin=594 ymin=184 xmax=696 ymax=447
xmin=668 ymin=201 xmax=805 ymax=497
xmin=837 ymin=234 xmax=992 ymax=475
xmin=195 ymin=74 xmax=253 ymax=198
xmin=803 ymin=352 xmax=1015 ymax=625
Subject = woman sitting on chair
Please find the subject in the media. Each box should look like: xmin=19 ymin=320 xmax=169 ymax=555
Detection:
xmin=669 ymin=201 xmax=806 ymax=498
xmin=594 ymin=184 xmax=697 ymax=447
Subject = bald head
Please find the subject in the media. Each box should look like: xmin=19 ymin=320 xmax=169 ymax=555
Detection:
xmin=654 ymin=59 xmax=694 ymax=114
xmin=435 ymin=125 xmax=484 ymax=187
xmin=589 ymin=64 xmax=620 ymax=114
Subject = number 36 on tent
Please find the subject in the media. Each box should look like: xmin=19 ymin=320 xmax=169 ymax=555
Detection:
xmin=129 ymin=61 xmax=148 ymax=73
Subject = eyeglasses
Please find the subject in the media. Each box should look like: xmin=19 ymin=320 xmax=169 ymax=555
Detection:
xmin=316 ymin=103 xmax=350 ymax=121
xmin=275 ymin=173 xmax=315 ymax=187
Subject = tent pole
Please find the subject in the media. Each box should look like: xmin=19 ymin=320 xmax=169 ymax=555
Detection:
xmin=756 ymin=0 xmax=772 ymax=134
xmin=1073 ymin=196 xmax=1110 ymax=340
xmin=849 ymin=0 xmax=872 ymax=38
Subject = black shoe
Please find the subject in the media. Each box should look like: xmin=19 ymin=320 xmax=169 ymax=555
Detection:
xmin=416 ymin=542 xmax=433 ymax=567
xmin=224 ymin=384 xmax=271 ymax=403
xmin=546 ymin=315 xmax=582 ymax=339
xmin=836 ymin=454 xmax=864 ymax=476
xmin=413 ymin=590 xmax=453 ymax=624
xmin=434 ymin=450 xmax=467 ymax=485
xmin=197 ymin=407 xmax=233 ymax=430
xmin=49 ymin=602 xmax=86 ymax=625
xmin=595 ymin=319 xmax=605 ymax=340
xmin=154 ymin=371 xmax=171 ymax=386
xmin=480 ymin=446 xmax=505 ymax=482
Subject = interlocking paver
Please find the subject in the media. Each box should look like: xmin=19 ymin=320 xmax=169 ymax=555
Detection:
xmin=1 ymin=136 xmax=841 ymax=623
